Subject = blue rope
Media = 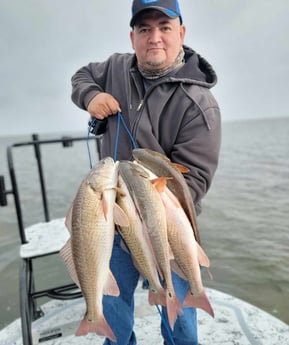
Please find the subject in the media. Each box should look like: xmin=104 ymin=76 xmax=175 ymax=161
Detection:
xmin=142 ymin=280 xmax=176 ymax=345
xmin=114 ymin=111 xmax=138 ymax=161
xmin=120 ymin=112 xmax=138 ymax=150
xmin=156 ymin=305 xmax=177 ymax=345
xmin=113 ymin=112 xmax=122 ymax=162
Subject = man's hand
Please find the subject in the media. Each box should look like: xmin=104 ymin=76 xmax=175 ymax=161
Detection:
xmin=87 ymin=93 xmax=121 ymax=120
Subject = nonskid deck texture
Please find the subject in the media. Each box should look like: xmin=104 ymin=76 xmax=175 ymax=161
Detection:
xmin=1 ymin=283 xmax=289 ymax=345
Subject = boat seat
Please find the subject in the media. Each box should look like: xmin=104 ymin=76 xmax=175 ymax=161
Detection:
xmin=19 ymin=217 xmax=81 ymax=345
xmin=20 ymin=218 xmax=68 ymax=259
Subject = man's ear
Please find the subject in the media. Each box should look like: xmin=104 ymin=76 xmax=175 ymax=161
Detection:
xmin=130 ymin=30 xmax=135 ymax=50
xmin=180 ymin=25 xmax=186 ymax=44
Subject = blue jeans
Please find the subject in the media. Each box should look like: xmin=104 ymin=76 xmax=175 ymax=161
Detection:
xmin=103 ymin=235 xmax=198 ymax=345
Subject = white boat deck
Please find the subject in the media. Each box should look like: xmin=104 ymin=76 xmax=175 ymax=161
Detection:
xmin=2 ymin=218 xmax=288 ymax=344
xmin=20 ymin=218 xmax=68 ymax=258
xmin=1 ymin=283 xmax=288 ymax=345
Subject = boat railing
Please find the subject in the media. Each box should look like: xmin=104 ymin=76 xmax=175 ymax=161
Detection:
xmin=1 ymin=133 xmax=102 ymax=244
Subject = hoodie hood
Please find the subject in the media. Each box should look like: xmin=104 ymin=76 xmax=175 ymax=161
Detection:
xmin=166 ymin=45 xmax=218 ymax=88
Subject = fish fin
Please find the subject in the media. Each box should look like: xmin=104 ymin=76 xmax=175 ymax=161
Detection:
xmin=183 ymin=290 xmax=214 ymax=318
xmin=207 ymin=269 xmax=214 ymax=280
xmin=197 ymin=243 xmax=210 ymax=267
xmin=103 ymin=270 xmax=120 ymax=297
xmin=148 ymin=287 xmax=166 ymax=306
xmin=101 ymin=193 xmax=109 ymax=221
xmin=113 ymin=203 xmax=130 ymax=227
xmin=170 ymin=260 xmax=187 ymax=280
xmin=202 ymin=267 xmax=214 ymax=281
xmin=65 ymin=203 xmax=73 ymax=234
xmin=76 ymin=314 xmax=116 ymax=342
xmin=171 ymin=162 xmax=190 ymax=174
xmin=197 ymin=244 xmax=214 ymax=279
xmin=59 ymin=239 xmax=80 ymax=287
xmin=166 ymin=290 xmax=183 ymax=330
xmin=119 ymin=238 xmax=130 ymax=254
xmin=101 ymin=189 xmax=121 ymax=221
xmin=150 ymin=177 xmax=171 ymax=193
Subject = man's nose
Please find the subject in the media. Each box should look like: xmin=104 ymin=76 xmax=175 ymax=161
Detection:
xmin=148 ymin=28 xmax=162 ymax=43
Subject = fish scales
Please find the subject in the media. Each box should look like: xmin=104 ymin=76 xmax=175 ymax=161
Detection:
xmin=116 ymin=175 xmax=166 ymax=305
xmin=119 ymin=162 xmax=169 ymax=274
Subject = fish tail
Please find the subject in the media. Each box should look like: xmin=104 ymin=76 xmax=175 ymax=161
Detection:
xmin=165 ymin=290 xmax=183 ymax=330
xmin=183 ymin=290 xmax=215 ymax=318
xmin=148 ymin=287 xmax=166 ymax=306
xmin=75 ymin=314 xmax=116 ymax=342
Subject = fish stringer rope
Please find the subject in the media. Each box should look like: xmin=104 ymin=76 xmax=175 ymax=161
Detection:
xmin=87 ymin=117 xmax=97 ymax=169
xmin=87 ymin=112 xmax=137 ymax=166
xmin=142 ymin=280 xmax=177 ymax=345
xmin=114 ymin=111 xmax=138 ymax=162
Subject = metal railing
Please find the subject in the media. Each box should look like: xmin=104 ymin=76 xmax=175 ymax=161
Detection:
xmin=0 ymin=133 xmax=102 ymax=244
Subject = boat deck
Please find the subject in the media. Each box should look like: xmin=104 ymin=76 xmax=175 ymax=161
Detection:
xmin=1 ymin=283 xmax=288 ymax=345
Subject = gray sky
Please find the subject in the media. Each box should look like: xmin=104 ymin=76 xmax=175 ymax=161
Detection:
xmin=1 ymin=0 xmax=289 ymax=136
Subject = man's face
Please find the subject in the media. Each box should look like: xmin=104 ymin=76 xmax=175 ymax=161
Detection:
xmin=130 ymin=10 xmax=185 ymax=70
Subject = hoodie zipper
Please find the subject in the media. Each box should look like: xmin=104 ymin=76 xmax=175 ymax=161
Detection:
xmin=136 ymin=100 xmax=144 ymax=111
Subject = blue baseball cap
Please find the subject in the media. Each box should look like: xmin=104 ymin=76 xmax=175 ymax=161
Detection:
xmin=130 ymin=0 xmax=183 ymax=27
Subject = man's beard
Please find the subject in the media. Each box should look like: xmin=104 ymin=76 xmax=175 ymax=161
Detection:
xmin=137 ymin=47 xmax=185 ymax=80
xmin=145 ymin=59 xmax=165 ymax=68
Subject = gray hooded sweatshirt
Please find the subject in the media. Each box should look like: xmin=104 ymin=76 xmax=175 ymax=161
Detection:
xmin=71 ymin=45 xmax=221 ymax=214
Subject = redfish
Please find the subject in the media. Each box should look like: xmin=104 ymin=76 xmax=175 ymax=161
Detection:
xmin=116 ymin=173 xmax=166 ymax=306
xmin=60 ymin=157 xmax=128 ymax=342
xmin=119 ymin=161 xmax=182 ymax=330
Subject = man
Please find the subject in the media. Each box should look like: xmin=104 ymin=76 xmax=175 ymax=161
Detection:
xmin=71 ymin=0 xmax=221 ymax=344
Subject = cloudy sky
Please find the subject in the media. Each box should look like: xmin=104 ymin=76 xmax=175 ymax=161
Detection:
xmin=1 ymin=0 xmax=289 ymax=136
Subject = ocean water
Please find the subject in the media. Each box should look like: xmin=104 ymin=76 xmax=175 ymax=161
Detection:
xmin=0 ymin=117 xmax=288 ymax=330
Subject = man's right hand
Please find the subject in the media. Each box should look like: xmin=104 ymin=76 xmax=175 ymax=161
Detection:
xmin=87 ymin=92 xmax=121 ymax=120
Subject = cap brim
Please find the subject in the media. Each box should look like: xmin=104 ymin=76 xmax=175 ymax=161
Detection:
xmin=130 ymin=7 xmax=179 ymax=27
